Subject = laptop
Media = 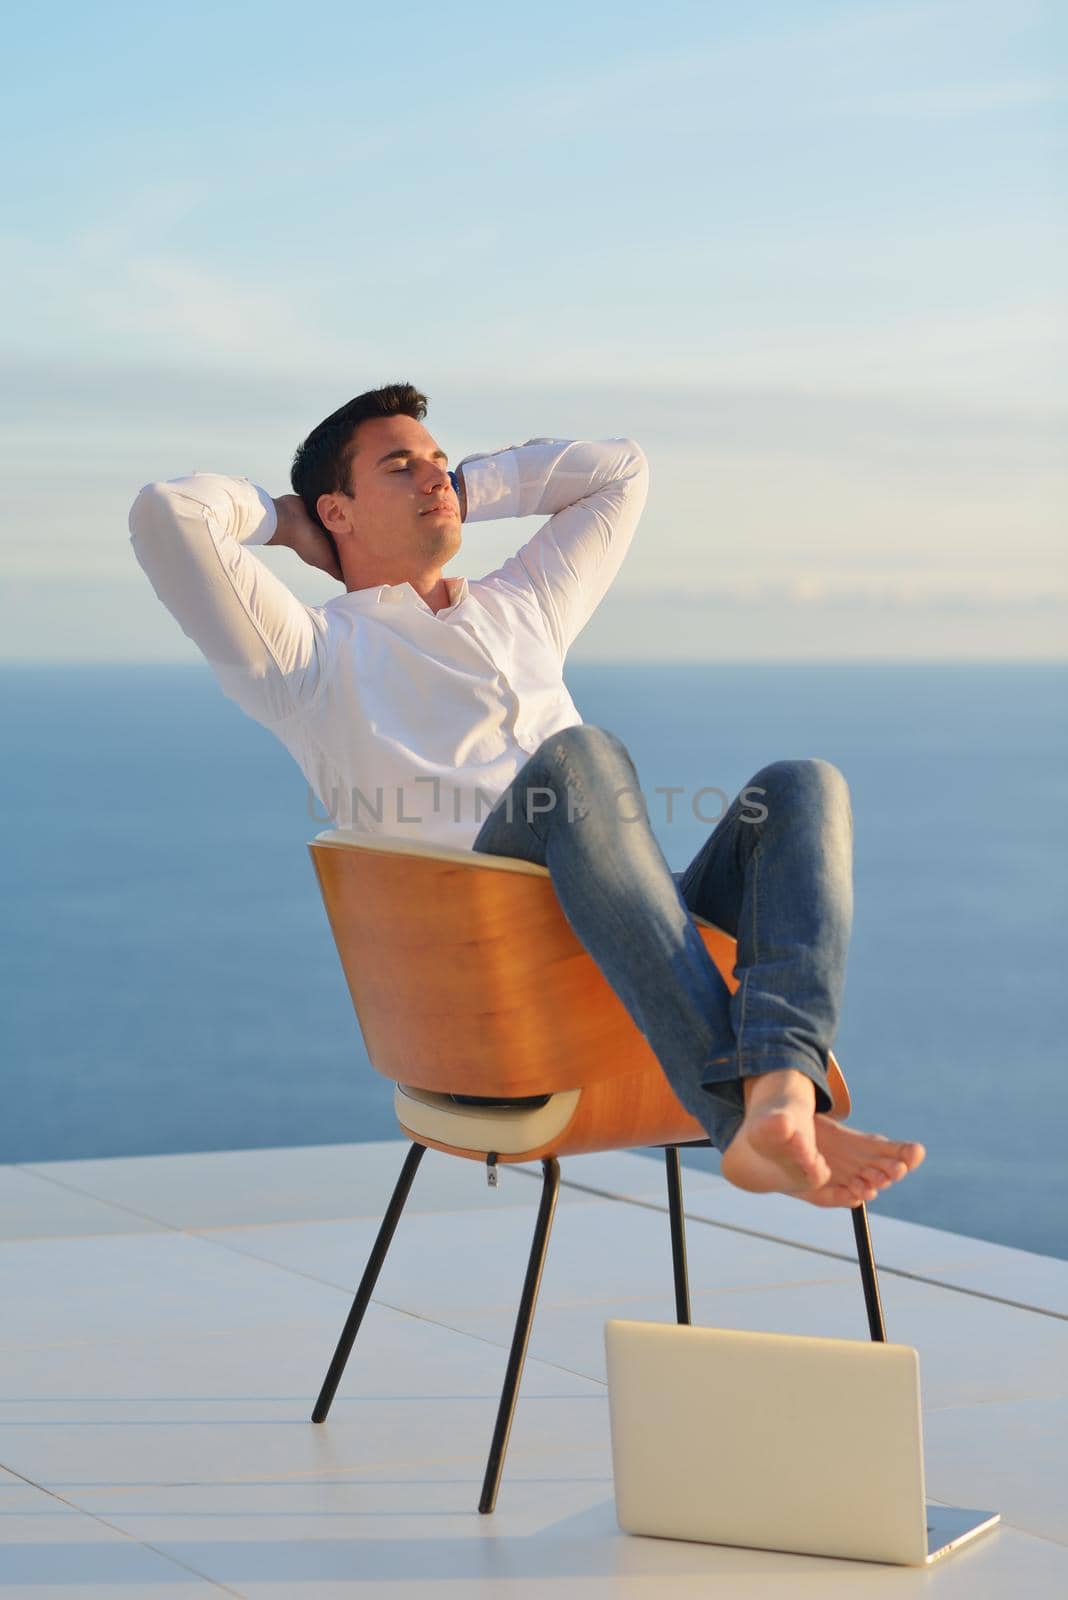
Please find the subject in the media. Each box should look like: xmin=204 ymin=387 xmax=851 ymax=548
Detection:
xmin=604 ymin=1320 xmax=999 ymax=1567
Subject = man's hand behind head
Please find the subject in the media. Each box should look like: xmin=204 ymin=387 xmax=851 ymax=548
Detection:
xmin=269 ymin=495 xmax=344 ymax=583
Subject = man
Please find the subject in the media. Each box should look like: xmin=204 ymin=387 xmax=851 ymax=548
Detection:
xmin=130 ymin=382 xmax=924 ymax=1207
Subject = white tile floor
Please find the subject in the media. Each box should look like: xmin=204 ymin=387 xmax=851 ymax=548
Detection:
xmin=2 ymin=1141 xmax=1065 ymax=1598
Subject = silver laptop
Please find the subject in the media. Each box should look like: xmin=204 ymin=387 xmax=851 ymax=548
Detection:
xmin=605 ymin=1320 xmax=999 ymax=1567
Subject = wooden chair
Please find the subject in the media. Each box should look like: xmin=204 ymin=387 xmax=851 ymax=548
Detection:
xmin=307 ymin=829 xmax=887 ymax=1512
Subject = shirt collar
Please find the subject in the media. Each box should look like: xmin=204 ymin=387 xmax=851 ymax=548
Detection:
xmin=336 ymin=575 xmax=468 ymax=614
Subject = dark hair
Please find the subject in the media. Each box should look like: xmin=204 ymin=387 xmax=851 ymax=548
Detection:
xmin=290 ymin=382 xmax=429 ymax=559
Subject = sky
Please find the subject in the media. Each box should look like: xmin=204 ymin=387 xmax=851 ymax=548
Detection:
xmin=1 ymin=0 xmax=1064 ymax=661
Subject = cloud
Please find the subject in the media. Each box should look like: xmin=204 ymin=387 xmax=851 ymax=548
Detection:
xmin=70 ymin=239 xmax=316 ymax=357
xmin=483 ymin=0 xmax=1055 ymax=137
xmin=0 ymin=231 xmax=330 ymax=369
xmin=458 ymin=304 xmax=1068 ymax=412
xmin=844 ymin=80 xmax=1062 ymax=119
xmin=626 ymin=575 xmax=1068 ymax=612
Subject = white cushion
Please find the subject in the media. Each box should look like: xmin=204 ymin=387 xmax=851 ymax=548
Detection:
xmin=394 ymin=1083 xmax=581 ymax=1155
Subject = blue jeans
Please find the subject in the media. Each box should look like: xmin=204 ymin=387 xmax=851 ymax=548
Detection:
xmin=471 ymin=725 xmax=854 ymax=1153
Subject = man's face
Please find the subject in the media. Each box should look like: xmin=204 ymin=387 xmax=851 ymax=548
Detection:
xmin=319 ymin=413 xmax=462 ymax=577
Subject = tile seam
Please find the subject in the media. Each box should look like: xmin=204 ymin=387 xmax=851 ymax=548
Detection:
xmin=520 ymin=1169 xmax=1068 ymax=1323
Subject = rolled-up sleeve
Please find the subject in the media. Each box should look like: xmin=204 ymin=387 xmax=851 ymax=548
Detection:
xmin=461 ymin=438 xmax=648 ymax=659
xmin=129 ymin=473 xmax=324 ymax=725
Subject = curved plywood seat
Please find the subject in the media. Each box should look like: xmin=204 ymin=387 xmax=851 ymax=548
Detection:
xmin=309 ymin=829 xmax=850 ymax=1163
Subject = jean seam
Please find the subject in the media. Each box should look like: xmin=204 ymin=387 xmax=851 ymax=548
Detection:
xmin=511 ymin=800 xmax=546 ymax=864
xmin=553 ymin=743 xmax=589 ymax=821
xmin=490 ymin=782 xmax=547 ymax=858
xmin=735 ymin=837 xmax=760 ymax=1066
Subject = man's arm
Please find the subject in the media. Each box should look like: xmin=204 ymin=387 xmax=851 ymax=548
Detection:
xmin=129 ymin=473 xmax=328 ymax=725
xmin=458 ymin=438 xmax=648 ymax=659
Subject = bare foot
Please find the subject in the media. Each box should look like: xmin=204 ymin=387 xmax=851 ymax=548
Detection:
xmin=720 ymin=1069 xmax=925 ymax=1208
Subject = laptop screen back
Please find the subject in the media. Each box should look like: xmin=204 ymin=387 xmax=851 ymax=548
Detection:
xmin=605 ymin=1320 xmax=930 ymax=1567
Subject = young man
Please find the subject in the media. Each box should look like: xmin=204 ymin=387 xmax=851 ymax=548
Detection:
xmin=130 ymin=382 xmax=924 ymax=1207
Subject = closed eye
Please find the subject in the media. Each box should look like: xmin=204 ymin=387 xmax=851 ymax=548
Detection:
xmin=379 ymin=449 xmax=448 ymax=472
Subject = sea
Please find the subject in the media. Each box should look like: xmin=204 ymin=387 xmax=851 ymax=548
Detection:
xmin=1 ymin=661 xmax=1065 ymax=1260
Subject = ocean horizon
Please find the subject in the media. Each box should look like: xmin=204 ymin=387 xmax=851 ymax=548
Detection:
xmin=1 ymin=659 xmax=1065 ymax=1260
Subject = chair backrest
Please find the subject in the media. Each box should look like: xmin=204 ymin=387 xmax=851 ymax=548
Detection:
xmin=309 ymin=830 xmax=849 ymax=1115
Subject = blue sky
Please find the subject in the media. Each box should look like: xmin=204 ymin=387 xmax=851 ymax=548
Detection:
xmin=2 ymin=0 xmax=1064 ymax=659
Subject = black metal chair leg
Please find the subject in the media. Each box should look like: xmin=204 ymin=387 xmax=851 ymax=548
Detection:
xmin=479 ymin=1156 xmax=560 ymax=1514
xmin=312 ymin=1140 xmax=427 ymax=1423
xmin=665 ymin=1146 xmax=692 ymax=1325
xmin=851 ymin=1202 xmax=887 ymax=1342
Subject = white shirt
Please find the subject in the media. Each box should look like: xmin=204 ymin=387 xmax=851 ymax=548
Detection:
xmin=129 ymin=437 xmax=648 ymax=847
